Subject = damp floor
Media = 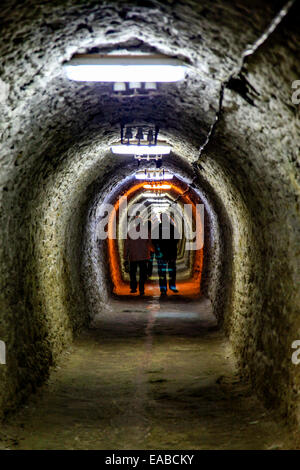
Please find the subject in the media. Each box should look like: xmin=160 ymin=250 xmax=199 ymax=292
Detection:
xmin=0 ymin=295 xmax=298 ymax=450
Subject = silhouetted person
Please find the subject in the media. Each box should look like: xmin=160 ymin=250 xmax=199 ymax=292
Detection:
xmin=124 ymin=218 xmax=153 ymax=296
xmin=146 ymin=219 xmax=155 ymax=278
xmin=153 ymin=213 xmax=180 ymax=295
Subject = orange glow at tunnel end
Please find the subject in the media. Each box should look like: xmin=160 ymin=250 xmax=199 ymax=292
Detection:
xmin=107 ymin=181 xmax=203 ymax=297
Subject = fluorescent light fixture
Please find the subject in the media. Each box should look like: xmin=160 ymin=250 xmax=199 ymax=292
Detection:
xmin=143 ymin=192 xmax=161 ymax=197
xmin=147 ymin=199 xmax=169 ymax=202
xmin=153 ymin=207 xmax=169 ymax=213
xmin=149 ymin=201 xmax=170 ymax=204
xmin=143 ymin=184 xmax=171 ymax=190
xmin=146 ymin=198 xmax=169 ymax=202
xmin=64 ymin=54 xmax=187 ymax=82
xmin=111 ymin=144 xmax=171 ymax=156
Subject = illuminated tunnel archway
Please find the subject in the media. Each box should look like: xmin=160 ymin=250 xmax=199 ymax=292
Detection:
xmin=106 ymin=175 xmax=204 ymax=297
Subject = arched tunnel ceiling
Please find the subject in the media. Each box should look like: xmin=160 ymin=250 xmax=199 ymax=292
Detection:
xmin=0 ymin=0 xmax=299 ymax=426
xmin=0 ymin=0 xmax=298 ymax=174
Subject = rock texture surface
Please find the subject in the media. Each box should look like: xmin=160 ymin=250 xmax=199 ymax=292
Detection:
xmin=0 ymin=0 xmax=299 ymax=427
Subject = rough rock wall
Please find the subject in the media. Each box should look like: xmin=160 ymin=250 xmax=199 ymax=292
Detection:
xmin=82 ymin=156 xmax=222 ymax=317
xmin=0 ymin=0 xmax=299 ymax=425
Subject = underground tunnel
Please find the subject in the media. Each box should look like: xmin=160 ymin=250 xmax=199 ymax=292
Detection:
xmin=0 ymin=0 xmax=299 ymax=450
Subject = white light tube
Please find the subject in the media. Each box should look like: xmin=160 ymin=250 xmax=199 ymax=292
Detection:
xmin=143 ymin=192 xmax=161 ymax=197
xmin=64 ymin=55 xmax=187 ymax=83
xmin=111 ymin=145 xmax=171 ymax=155
xmin=143 ymin=184 xmax=171 ymax=189
xmin=146 ymin=199 xmax=169 ymax=202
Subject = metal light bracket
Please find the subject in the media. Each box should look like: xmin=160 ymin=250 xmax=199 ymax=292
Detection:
xmin=121 ymin=124 xmax=159 ymax=146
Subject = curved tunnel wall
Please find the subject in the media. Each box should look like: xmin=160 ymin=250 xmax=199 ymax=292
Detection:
xmin=105 ymin=177 xmax=204 ymax=296
xmin=0 ymin=0 xmax=299 ymax=426
xmin=83 ymin=155 xmax=213 ymax=312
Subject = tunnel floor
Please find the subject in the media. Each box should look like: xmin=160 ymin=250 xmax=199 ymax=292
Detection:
xmin=0 ymin=297 xmax=296 ymax=450
xmin=113 ymin=279 xmax=201 ymax=297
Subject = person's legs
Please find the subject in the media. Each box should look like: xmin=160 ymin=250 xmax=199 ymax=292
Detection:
xmin=157 ymin=258 xmax=167 ymax=293
xmin=138 ymin=260 xmax=148 ymax=294
xmin=168 ymin=259 xmax=178 ymax=291
xmin=129 ymin=261 xmax=138 ymax=292
xmin=147 ymin=251 xmax=154 ymax=278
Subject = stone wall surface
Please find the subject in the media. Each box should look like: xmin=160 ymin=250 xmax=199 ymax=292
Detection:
xmin=0 ymin=0 xmax=299 ymax=424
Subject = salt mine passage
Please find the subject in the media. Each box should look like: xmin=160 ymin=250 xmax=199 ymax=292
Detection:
xmin=105 ymin=172 xmax=204 ymax=298
xmin=0 ymin=0 xmax=299 ymax=453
